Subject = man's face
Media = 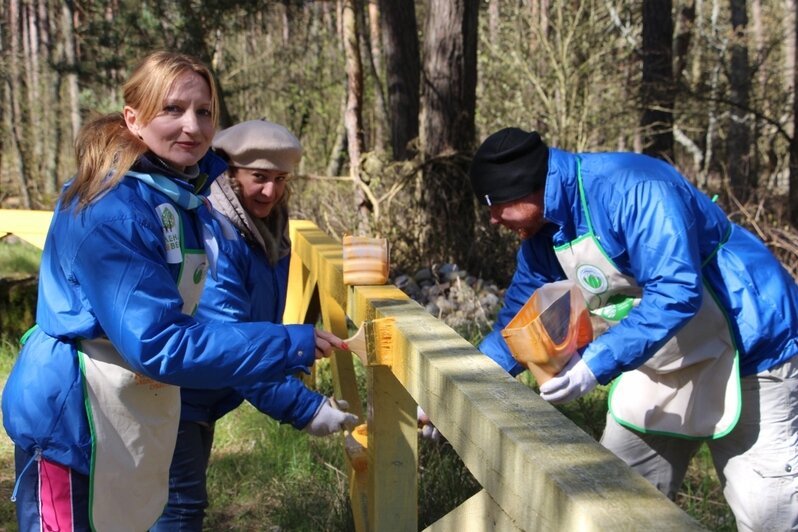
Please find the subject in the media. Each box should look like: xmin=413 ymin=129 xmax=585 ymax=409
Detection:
xmin=488 ymin=191 xmax=546 ymax=239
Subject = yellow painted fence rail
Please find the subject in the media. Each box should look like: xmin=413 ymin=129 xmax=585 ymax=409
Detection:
xmin=1 ymin=211 xmax=704 ymax=531
xmin=285 ymin=220 xmax=704 ymax=532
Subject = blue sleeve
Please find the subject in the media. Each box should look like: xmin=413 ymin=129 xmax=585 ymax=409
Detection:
xmin=197 ymin=232 xmax=323 ymax=425
xmin=195 ymin=236 xmax=253 ymax=323
xmin=71 ymin=218 xmax=317 ymax=388
xmin=478 ymin=237 xmax=565 ymax=376
xmin=237 ymin=377 xmax=326 ymax=429
xmin=582 ymin=180 xmax=704 ymax=384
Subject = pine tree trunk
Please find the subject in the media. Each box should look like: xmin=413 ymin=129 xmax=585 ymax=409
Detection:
xmin=640 ymin=0 xmax=675 ymax=161
xmin=790 ymin=0 xmax=798 ymax=227
xmin=8 ymin=0 xmax=33 ymax=208
xmin=379 ymin=0 xmax=420 ymax=160
xmin=62 ymin=0 xmax=81 ymax=143
xmin=728 ymin=0 xmax=754 ymax=201
xmin=342 ymin=0 xmax=371 ymax=234
xmin=419 ymin=0 xmax=478 ymax=265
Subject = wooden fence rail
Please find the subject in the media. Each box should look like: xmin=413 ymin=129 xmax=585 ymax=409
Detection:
xmin=1 ymin=211 xmax=703 ymax=531
xmin=285 ymin=219 xmax=703 ymax=532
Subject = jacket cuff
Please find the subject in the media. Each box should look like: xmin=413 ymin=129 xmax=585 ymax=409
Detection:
xmin=581 ymin=343 xmax=617 ymax=385
xmin=478 ymin=331 xmax=526 ymax=377
xmin=283 ymin=324 xmax=317 ymax=374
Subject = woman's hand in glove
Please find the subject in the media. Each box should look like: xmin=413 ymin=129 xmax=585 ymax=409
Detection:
xmin=304 ymin=398 xmax=359 ymax=436
xmin=538 ymin=355 xmax=597 ymax=404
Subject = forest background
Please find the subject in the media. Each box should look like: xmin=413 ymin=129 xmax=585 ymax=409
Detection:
xmin=4 ymin=0 xmax=798 ymax=284
xmin=2 ymin=0 xmax=797 ymax=529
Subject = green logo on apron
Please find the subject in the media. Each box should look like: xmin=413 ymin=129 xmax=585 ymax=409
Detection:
xmin=576 ymin=264 xmax=609 ymax=294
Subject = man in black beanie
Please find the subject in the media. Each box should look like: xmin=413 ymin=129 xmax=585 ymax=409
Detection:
xmin=469 ymin=128 xmax=549 ymax=239
xmin=468 ymin=127 xmax=798 ymax=530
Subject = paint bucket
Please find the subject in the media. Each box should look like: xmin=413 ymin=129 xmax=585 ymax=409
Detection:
xmin=343 ymin=235 xmax=389 ymax=285
xmin=501 ymin=280 xmax=593 ymax=384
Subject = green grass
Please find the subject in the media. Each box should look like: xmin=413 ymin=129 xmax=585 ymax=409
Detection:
xmin=0 ymin=239 xmax=41 ymax=278
xmin=0 ymin=337 xmax=21 ymax=532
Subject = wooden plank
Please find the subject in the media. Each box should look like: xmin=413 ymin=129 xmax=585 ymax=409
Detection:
xmin=348 ymin=287 xmax=704 ymax=532
xmin=424 ymin=489 xmax=523 ymax=532
xmin=0 ymin=208 xmax=53 ymax=250
xmin=283 ymin=250 xmax=309 ymax=324
xmin=350 ymin=467 xmax=369 ymax=532
xmin=321 ymin=292 xmax=364 ymax=420
xmin=367 ymin=363 xmax=418 ymax=532
xmin=290 ymin=220 xmax=348 ymax=308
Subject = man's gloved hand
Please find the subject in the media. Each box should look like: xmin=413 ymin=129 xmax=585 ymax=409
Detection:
xmin=417 ymin=406 xmax=442 ymax=441
xmin=305 ymin=398 xmax=359 ymax=437
xmin=538 ymin=355 xmax=598 ymax=404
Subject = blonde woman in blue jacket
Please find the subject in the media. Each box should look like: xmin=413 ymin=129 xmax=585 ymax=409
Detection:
xmin=152 ymin=119 xmax=358 ymax=530
xmin=470 ymin=128 xmax=798 ymax=531
xmin=2 ymin=53 xmax=344 ymax=532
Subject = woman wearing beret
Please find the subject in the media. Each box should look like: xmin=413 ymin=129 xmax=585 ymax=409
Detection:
xmin=151 ymin=119 xmax=358 ymax=531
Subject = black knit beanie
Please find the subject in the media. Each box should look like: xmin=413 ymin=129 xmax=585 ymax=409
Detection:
xmin=469 ymin=128 xmax=549 ymax=206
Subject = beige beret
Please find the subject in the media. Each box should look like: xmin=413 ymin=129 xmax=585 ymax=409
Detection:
xmin=212 ymin=119 xmax=302 ymax=172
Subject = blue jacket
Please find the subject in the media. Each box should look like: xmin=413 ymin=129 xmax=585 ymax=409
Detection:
xmin=1 ymin=152 xmax=317 ymax=474
xmin=180 ymin=220 xmax=325 ymax=428
xmin=480 ymin=148 xmax=798 ymax=384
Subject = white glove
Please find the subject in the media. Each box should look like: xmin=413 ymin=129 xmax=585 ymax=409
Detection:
xmin=417 ymin=406 xmax=442 ymax=442
xmin=305 ymin=398 xmax=359 ymax=437
xmin=538 ymin=355 xmax=598 ymax=404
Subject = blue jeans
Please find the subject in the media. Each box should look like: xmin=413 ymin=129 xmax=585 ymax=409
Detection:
xmin=150 ymin=420 xmax=215 ymax=532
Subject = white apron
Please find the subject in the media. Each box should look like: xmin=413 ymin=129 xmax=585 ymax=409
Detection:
xmin=553 ymin=158 xmax=741 ymax=439
xmin=78 ymin=200 xmax=209 ymax=531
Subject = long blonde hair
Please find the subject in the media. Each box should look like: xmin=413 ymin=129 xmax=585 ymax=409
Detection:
xmin=62 ymin=51 xmax=220 ymax=210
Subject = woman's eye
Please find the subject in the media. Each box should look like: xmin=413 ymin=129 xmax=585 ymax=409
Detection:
xmin=197 ymin=108 xmax=212 ymax=118
xmin=275 ymin=175 xmax=287 ymax=183
xmin=163 ymin=105 xmax=182 ymax=114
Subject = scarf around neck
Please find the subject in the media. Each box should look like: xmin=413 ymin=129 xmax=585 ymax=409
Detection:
xmin=208 ymin=173 xmax=291 ymax=265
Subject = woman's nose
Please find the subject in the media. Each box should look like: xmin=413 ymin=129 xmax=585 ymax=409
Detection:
xmin=261 ymin=182 xmax=275 ymax=198
xmin=183 ymin=111 xmax=200 ymax=133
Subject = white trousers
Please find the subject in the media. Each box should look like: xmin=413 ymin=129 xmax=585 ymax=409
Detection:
xmin=601 ymin=355 xmax=798 ymax=531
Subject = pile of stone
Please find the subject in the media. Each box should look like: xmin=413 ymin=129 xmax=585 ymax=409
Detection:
xmin=392 ymin=263 xmax=505 ymax=334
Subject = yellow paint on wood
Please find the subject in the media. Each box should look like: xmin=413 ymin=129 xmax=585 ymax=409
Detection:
xmin=0 ymin=209 xmax=53 ymax=250
xmin=283 ymin=219 xmax=704 ymax=531
xmin=351 ymin=292 xmax=703 ymax=531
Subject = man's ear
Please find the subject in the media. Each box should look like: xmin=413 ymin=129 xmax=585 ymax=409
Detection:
xmin=123 ymin=106 xmax=141 ymax=137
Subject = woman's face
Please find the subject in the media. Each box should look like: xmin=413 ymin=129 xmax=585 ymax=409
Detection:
xmin=233 ymin=168 xmax=288 ymax=218
xmin=123 ymin=71 xmax=215 ymax=171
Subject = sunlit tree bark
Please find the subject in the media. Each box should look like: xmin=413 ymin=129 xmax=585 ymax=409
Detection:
xmin=342 ymin=0 xmax=371 ymax=233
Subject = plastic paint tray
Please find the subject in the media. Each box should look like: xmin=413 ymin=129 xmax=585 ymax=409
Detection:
xmin=343 ymin=235 xmax=389 ymax=285
xmin=501 ymin=280 xmax=592 ymax=384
